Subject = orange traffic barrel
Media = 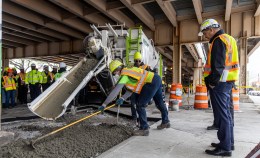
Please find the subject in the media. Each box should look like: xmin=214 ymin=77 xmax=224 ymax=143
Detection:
xmin=232 ymin=88 xmax=240 ymax=111
xmin=170 ymin=83 xmax=182 ymax=106
xmin=194 ymin=85 xmax=208 ymax=109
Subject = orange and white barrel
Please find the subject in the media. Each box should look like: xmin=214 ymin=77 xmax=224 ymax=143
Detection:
xmin=194 ymin=85 xmax=208 ymax=109
xmin=169 ymin=83 xmax=182 ymax=106
xmin=232 ymin=88 xmax=240 ymax=111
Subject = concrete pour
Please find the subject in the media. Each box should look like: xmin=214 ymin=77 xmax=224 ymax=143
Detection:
xmin=34 ymin=58 xmax=98 ymax=119
xmin=0 ymin=111 xmax=134 ymax=158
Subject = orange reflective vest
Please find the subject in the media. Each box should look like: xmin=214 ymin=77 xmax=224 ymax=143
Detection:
xmin=3 ymin=76 xmax=16 ymax=91
xmin=203 ymin=34 xmax=239 ymax=82
xmin=139 ymin=64 xmax=149 ymax=70
xmin=121 ymin=67 xmax=154 ymax=94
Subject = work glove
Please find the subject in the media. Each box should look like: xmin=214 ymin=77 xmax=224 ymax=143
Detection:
xmin=98 ymin=105 xmax=105 ymax=113
xmin=116 ymin=97 xmax=124 ymax=106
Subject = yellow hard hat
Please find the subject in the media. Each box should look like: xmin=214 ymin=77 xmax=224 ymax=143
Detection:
xmin=134 ymin=51 xmax=142 ymax=60
xmin=109 ymin=60 xmax=123 ymax=73
xmin=4 ymin=67 xmax=9 ymax=72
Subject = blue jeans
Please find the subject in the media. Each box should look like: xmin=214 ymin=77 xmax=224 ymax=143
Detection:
xmin=2 ymin=88 xmax=6 ymax=104
xmin=130 ymin=93 xmax=138 ymax=119
xmin=209 ymin=82 xmax=233 ymax=151
xmin=6 ymin=90 xmax=16 ymax=108
xmin=136 ymin=74 xmax=169 ymax=130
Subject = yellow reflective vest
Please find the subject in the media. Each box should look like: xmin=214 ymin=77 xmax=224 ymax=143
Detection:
xmin=25 ymin=70 xmax=43 ymax=84
xmin=18 ymin=72 xmax=26 ymax=86
xmin=41 ymin=71 xmax=53 ymax=84
xmin=203 ymin=34 xmax=239 ymax=82
xmin=121 ymin=67 xmax=154 ymax=94
xmin=3 ymin=76 xmax=16 ymax=91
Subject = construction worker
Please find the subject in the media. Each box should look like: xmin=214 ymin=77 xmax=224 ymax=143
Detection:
xmin=17 ymin=68 xmax=28 ymax=104
xmin=1 ymin=67 xmax=9 ymax=108
xmin=12 ymin=68 xmax=19 ymax=105
xmin=3 ymin=69 xmax=16 ymax=109
xmin=131 ymin=52 xmax=153 ymax=124
xmin=41 ymin=65 xmax=53 ymax=91
xmin=52 ymin=65 xmax=58 ymax=75
xmin=98 ymin=60 xmax=170 ymax=136
xmin=199 ymin=19 xmax=239 ymax=156
xmin=25 ymin=63 xmax=42 ymax=101
xmin=54 ymin=62 xmax=67 ymax=81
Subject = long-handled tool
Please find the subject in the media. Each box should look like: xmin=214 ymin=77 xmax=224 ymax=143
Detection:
xmin=30 ymin=104 xmax=116 ymax=149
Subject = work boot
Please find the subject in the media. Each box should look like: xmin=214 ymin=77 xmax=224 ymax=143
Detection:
xmin=207 ymin=124 xmax=219 ymax=130
xmin=133 ymin=129 xmax=149 ymax=136
xmin=157 ymin=122 xmax=171 ymax=130
xmin=211 ymin=143 xmax=235 ymax=150
xmin=205 ymin=147 xmax=232 ymax=157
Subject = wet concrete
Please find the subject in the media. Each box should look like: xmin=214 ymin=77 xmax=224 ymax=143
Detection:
xmin=34 ymin=59 xmax=98 ymax=119
xmin=0 ymin=111 xmax=134 ymax=158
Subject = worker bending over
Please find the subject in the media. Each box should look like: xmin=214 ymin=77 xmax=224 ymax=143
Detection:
xmin=99 ymin=60 xmax=170 ymax=136
xmin=131 ymin=51 xmax=152 ymax=125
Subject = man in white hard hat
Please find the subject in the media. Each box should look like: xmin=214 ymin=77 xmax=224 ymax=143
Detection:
xmin=54 ymin=62 xmax=67 ymax=81
xmin=25 ymin=63 xmax=43 ymax=100
xmin=41 ymin=65 xmax=53 ymax=91
xmin=200 ymin=19 xmax=239 ymax=156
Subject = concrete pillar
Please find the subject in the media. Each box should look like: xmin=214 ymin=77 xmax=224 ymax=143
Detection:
xmin=172 ymin=43 xmax=180 ymax=83
xmin=239 ymin=38 xmax=247 ymax=94
xmin=193 ymin=68 xmax=201 ymax=91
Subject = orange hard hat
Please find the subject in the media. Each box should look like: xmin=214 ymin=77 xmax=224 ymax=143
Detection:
xmin=7 ymin=69 xmax=13 ymax=73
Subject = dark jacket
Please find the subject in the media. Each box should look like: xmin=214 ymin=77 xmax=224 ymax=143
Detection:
xmin=205 ymin=29 xmax=226 ymax=87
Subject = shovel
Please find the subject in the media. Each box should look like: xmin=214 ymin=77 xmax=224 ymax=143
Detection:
xmin=30 ymin=104 xmax=116 ymax=149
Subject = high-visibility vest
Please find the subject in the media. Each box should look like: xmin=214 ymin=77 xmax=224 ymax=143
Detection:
xmin=54 ymin=72 xmax=65 ymax=80
xmin=42 ymin=71 xmax=53 ymax=84
xmin=18 ymin=73 xmax=26 ymax=85
xmin=121 ymin=67 xmax=154 ymax=94
xmin=203 ymin=34 xmax=239 ymax=82
xmin=139 ymin=64 xmax=149 ymax=70
xmin=3 ymin=76 xmax=16 ymax=91
xmin=25 ymin=70 xmax=43 ymax=84
xmin=12 ymin=75 xmax=19 ymax=88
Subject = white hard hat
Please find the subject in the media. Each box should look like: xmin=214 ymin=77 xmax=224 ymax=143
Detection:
xmin=59 ymin=62 xmax=66 ymax=68
xmin=198 ymin=19 xmax=220 ymax=36
xmin=43 ymin=65 xmax=48 ymax=68
xmin=53 ymin=65 xmax=58 ymax=69
xmin=31 ymin=63 xmax=36 ymax=67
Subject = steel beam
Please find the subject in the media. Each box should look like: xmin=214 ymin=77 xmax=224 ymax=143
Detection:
xmin=2 ymin=14 xmax=70 ymax=41
xmin=86 ymin=0 xmax=135 ymax=28
xmin=3 ymin=34 xmax=36 ymax=45
xmin=2 ymin=28 xmax=49 ymax=43
xmin=10 ymin=0 xmax=91 ymax=34
xmin=50 ymin=0 xmax=114 ymax=26
xmin=225 ymin=0 xmax=233 ymax=21
xmin=2 ymin=39 xmax=25 ymax=48
xmin=192 ymin=0 xmax=203 ymax=24
xmin=2 ymin=22 xmax=59 ymax=42
xmin=106 ymin=1 xmax=126 ymax=10
xmin=156 ymin=0 xmax=177 ymax=27
xmin=155 ymin=46 xmax=173 ymax=61
xmin=121 ymin=0 xmax=155 ymax=31
xmin=255 ymin=2 xmax=260 ymax=16
xmin=132 ymin=0 xmax=155 ymax=5
xmin=185 ymin=44 xmax=199 ymax=62
xmin=3 ymin=1 xmax=85 ymax=39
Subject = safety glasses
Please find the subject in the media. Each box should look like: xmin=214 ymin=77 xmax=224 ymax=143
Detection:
xmin=134 ymin=60 xmax=141 ymax=63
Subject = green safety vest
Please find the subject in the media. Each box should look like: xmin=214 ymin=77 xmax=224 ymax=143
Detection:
xmin=25 ymin=70 xmax=43 ymax=84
